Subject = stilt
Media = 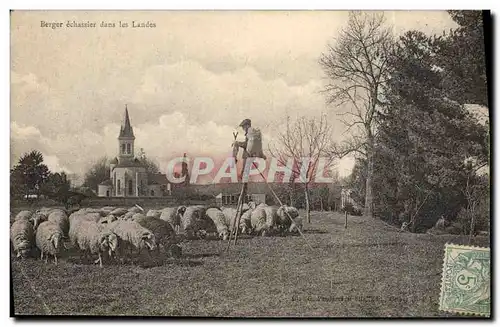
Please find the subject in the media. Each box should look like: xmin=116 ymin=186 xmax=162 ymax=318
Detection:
xmin=54 ymin=255 xmax=58 ymax=266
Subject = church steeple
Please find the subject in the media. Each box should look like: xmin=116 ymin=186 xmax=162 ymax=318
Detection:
xmin=119 ymin=104 xmax=135 ymax=139
xmin=118 ymin=105 xmax=135 ymax=159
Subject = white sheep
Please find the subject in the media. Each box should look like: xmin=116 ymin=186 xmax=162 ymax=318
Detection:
xmin=69 ymin=212 xmax=103 ymax=248
xmin=100 ymin=206 xmax=116 ymax=215
xmin=180 ymin=205 xmax=209 ymax=239
xmin=14 ymin=210 xmax=33 ymax=222
xmin=11 ymin=219 xmax=35 ymax=258
xmin=109 ymin=207 xmax=128 ymax=216
xmin=98 ymin=214 xmax=117 ymax=225
xmin=35 ymin=221 xmax=64 ymax=265
xmin=159 ymin=206 xmax=186 ymax=232
xmin=47 ymin=209 xmax=69 ymax=237
xmin=128 ymin=206 xmax=143 ymax=214
xmin=257 ymin=203 xmax=278 ymax=234
xmin=120 ymin=211 xmax=135 ymax=221
xmin=74 ymin=220 xmax=119 ymax=268
xmin=30 ymin=211 xmax=49 ymax=230
xmin=108 ymin=220 xmax=157 ymax=258
xmin=131 ymin=213 xmax=147 ymax=221
xmin=146 ymin=209 xmax=162 ymax=219
xmin=205 ymin=208 xmax=230 ymax=240
xmin=250 ymin=207 xmax=269 ymax=236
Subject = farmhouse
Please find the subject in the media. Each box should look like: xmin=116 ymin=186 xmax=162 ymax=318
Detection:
xmin=97 ymin=106 xmax=172 ymax=197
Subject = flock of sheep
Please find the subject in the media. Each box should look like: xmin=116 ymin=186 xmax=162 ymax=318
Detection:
xmin=10 ymin=202 xmax=303 ymax=268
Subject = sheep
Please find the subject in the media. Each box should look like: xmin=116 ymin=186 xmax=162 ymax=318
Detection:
xmin=146 ymin=209 xmax=162 ymax=219
xmin=257 ymin=203 xmax=278 ymax=234
xmin=205 ymin=208 xmax=230 ymax=240
xmin=36 ymin=207 xmax=55 ymax=216
xmin=110 ymin=207 xmax=128 ymax=216
xmin=47 ymin=209 xmax=69 ymax=237
xmin=120 ymin=211 xmax=135 ymax=221
xmin=107 ymin=220 xmax=157 ymax=258
xmin=159 ymin=206 xmax=186 ymax=232
xmin=250 ymin=207 xmax=270 ymax=236
xmin=74 ymin=220 xmax=119 ymax=268
xmin=221 ymin=207 xmax=251 ymax=235
xmin=98 ymin=214 xmax=117 ymax=225
xmin=180 ymin=205 xmax=209 ymax=239
xmin=128 ymin=206 xmax=143 ymax=214
xmin=35 ymin=221 xmax=64 ymax=265
xmin=14 ymin=210 xmax=33 ymax=222
xmin=131 ymin=213 xmax=147 ymax=221
xmin=276 ymin=205 xmax=300 ymax=235
xmin=100 ymin=206 xmax=116 ymax=215
xmin=240 ymin=207 xmax=254 ymax=234
xmin=11 ymin=219 xmax=35 ymax=258
xmin=289 ymin=216 xmax=303 ymax=234
xmin=30 ymin=211 xmax=49 ymax=230
xmin=133 ymin=215 xmax=178 ymax=256
xmin=69 ymin=212 xmax=103 ymax=248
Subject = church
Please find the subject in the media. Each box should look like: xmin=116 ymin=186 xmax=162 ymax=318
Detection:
xmin=97 ymin=106 xmax=171 ymax=197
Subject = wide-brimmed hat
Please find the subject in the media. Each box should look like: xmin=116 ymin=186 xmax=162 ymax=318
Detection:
xmin=239 ymin=118 xmax=251 ymax=127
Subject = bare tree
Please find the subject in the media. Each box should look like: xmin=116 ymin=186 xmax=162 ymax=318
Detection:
xmin=319 ymin=11 xmax=393 ymax=217
xmin=268 ymin=115 xmax=336 ymax=223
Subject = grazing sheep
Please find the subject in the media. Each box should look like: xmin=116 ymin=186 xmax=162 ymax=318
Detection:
xmin=69 ymin=212 xmax=103 ymax=248
xmin=289 ymin=216 xmax=303 ymax=234
xmin=74 ymin=220 xmax=119 ymax=268
xmin=257 ymin=203 xmax=278 ymax=234
xmin=159 ymin=206 xmax=186 ymax=232
xmin=98 ymin=214 xmax=117 ymax=225
xmin=240 ymin=208 xmax=254 ymax=234
xmin=35 ymin=221 xmax=64 ymax=265
xmin=110 ymin=207 xmax=128 ymax=216
xmin=205 ymin=208 xmax=230 ymax=240
xmin=11 ymin=219 xmax=35 ymax=258
xmin=146 ymin=209 xmax=162 ymax=219
xmin=133 ymin=215 xmax=178 ymax=256
xmin=100 ymin=206 xmax=116 ymax=215
xmin=30 ymin=212 xmax=49 ymax=230
xmin=276 ymin=205 xmax=300 ymax=235
xmin=121 ymin=211 xmax=135 ymax=221
xmin=250 ymin=207 xmax=269 ymax=236
xmin=47 ymin=209 xmax=69 ymax=237
xmin=14 ymin=210 xmax=33 ymax=222
xmin=128 ymin=206 xmax=143 ymax=214
xmin=180 ymin=205 xmax=209 ymax=239
xmin=131 ymin=213 xmax=147 ymax=221
xmin=108 ymin=220 xmax=157 ymax=258
xmin=36 ymin=207 xmax=55 ymax=216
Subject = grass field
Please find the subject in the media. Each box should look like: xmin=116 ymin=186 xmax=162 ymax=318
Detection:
xmin=11 ymin=210 xmax=490 ymax=317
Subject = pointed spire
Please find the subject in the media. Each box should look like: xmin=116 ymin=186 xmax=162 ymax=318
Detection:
xmin=119 ymin=104 xmax=135 ymax=139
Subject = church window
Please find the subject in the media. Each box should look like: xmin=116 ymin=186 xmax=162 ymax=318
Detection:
xmin=128 ymin=180 xmax=133 ymax=195
xmin=122 ymin=143 xmax=126 ymax=154
xmin=106 ymin=190 xmax=110 ymax=197
xmin=127 ymin=143 xmax=131 ymax=154
xmin=151 ymin=190 xmax=155 ymax=196
xmin=117 ymin=180 xmax=121 ymax=195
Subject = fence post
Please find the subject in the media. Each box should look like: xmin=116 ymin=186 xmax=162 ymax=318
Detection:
xmin=344 ymin=211 xmax=348 ymax=229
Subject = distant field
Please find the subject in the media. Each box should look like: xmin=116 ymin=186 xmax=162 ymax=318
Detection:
xmin=11 ymin=210 xmax=490 ymax=317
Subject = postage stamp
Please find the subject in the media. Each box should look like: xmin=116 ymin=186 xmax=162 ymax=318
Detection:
xmin=439 ymin=243 xmax=490 ymax=316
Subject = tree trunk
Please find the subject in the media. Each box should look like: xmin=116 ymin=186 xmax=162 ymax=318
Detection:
xmin=304 ymin=183 xmax=311 ymax=223
xmin=364 ymin=153 xmax=374 ymax=217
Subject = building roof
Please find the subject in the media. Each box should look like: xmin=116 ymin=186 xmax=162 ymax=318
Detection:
xmin=114 ymin=157 xmax=145 ymax=168
xmin=148 ymin=173 xmax=169 ymax=185
xmin=99 ymin=179 xmax=113 ymax=186
xmin=110 ymin=157 xmax=118 ymax=164
xmin=119 ymin=106 xmax=135 ymax=139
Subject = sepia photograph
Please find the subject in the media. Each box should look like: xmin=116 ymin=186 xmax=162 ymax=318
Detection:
xmin=9 ymin=9 xmax=490 ymax=318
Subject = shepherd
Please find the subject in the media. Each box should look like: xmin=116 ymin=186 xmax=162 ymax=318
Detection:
xmin=232 ymin=118 xmax=266 ymax=181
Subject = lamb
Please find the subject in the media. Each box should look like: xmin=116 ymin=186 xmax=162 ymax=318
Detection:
xmin=159 ymin=206 xmax=186 ymax=232
xmin=74 ymin=220 xmax=119 ymax=268
xmin=47 ymin=209 xmax=69 ymax=237
xmin=11 ymin=219 xmax=35 ymax=258
xmin=133 ymin=215 xmax=179 ymax=256
xmin=205 ymin=208 xmax=230 ymax=240
xmin=35 ymin=221 xmax=64 ymax=265
xmin=108 ymin=220 xmax=157 ymax=258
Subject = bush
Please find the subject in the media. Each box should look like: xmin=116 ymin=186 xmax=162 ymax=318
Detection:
xmin=342 ymin=203 xmax=363 ymax=216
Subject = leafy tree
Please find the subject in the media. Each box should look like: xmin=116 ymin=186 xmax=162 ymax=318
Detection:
xmin=83 ymin=156 xmax=110 ymax=193
xmin=41 ymin=172 xmax=71 ymax=201
xmin=10 ymin=150 xmax=50 ymax=199
xmin=138 ymin=148 xmax=160 ymax=174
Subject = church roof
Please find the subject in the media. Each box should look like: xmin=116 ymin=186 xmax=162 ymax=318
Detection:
xmin=119 ymin=106 xmax=135 ymax=139
xmin=148 ymin=173 xmax=169 ymax=185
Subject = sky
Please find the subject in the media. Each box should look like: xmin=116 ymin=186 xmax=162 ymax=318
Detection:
xmin=10 ymin=10 xmax=458 ymax=183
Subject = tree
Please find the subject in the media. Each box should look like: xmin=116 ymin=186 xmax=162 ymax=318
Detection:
xmin=138 ymin=148 xmax=160 ymax=174
xmin=10 ymin=150 xmax=50 ymax=199
xmin=83 ymin=156 xmax=110 ymax=193
xmin=375 ymin=29 xmax=488 ymax=232
xmin=432 ymin=11 xmax=488 ymax=107
xmin=41 ymin=172 xmax=71 ymax=201
xmin=268 ymin=115 xmax=335 ymax=223
xmin=319 ymin=11 xmax=393 ymax=217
